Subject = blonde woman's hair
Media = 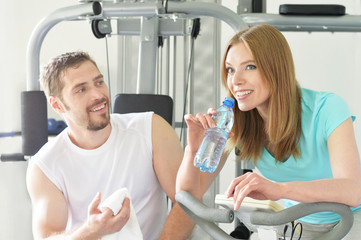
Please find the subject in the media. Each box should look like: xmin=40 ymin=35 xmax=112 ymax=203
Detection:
xmin=222 ymin=24 xmax=302 ymax=163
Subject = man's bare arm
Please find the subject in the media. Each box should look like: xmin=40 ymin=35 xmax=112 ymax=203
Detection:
xmin=26 ymin=162 xmax=131 ymax=240
xmin=152 ymin=114 xmax=195 ymax=239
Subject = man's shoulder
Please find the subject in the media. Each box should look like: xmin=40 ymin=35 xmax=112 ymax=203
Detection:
xmin=111 ymin=112 xmax=153 ymax=120
xmin=32 ymin=131 xmax=67 ymax=162
xmin=111 ymin=112 xmax=153 ymax=128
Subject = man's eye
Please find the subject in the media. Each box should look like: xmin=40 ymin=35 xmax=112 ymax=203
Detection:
xmin=77 ymin=88 xmax=85 ymax=93
xmin=97 ymin=81 xmax=104 ymax=86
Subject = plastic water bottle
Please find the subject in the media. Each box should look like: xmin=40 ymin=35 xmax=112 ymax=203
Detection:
xmin=194 ymin=97 xmax=235 ymax=173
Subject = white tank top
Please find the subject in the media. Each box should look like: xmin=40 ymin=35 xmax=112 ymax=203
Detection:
xmin=32 ymin=112 xmax=167 ymax=240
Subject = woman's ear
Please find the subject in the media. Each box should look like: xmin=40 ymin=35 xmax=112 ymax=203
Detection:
xmin=49 ymin=96 xmax=65 ymax=114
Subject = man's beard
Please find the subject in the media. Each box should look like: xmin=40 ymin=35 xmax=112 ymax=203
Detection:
xmin=86 ymin=98 xmax=110 ymax=131
xmin=61 ymin=96 xmax=111 ymax=131
xmin=87 ymin=111 xmax=110 ymax=131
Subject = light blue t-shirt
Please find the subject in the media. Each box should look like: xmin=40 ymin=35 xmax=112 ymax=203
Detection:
xmin=257 ymin=88 xmax=361 ymax=224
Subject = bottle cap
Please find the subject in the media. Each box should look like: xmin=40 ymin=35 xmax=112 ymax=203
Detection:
xmin=223 ymin=97 xmax=235 ymax=108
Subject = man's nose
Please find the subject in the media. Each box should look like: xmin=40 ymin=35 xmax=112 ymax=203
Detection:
xmin=89 ymin=86 xmax=104 ymax=99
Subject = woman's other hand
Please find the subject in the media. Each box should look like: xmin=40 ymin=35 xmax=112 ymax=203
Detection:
xmin=225 ymin=172 xmax=283 ymax=211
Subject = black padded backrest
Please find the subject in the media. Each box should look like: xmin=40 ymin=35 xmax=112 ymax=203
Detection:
xmin=112 ymin=93 xmax=173 ymax=125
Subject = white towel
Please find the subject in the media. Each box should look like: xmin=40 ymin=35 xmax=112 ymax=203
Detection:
xmin=99 ymin=188 xmax=143 ymax=240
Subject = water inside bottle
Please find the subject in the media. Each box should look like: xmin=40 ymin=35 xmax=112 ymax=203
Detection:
xmin=194 ymin=128 xmax=228 ymax=173
xmin=193 ymin=97 xmax=234 ymax=173
xmin=212 ymin=110 xmax=234 ymax=133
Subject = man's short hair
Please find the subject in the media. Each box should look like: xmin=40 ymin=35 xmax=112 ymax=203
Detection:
xmin=40 ymin=51 xmax=98 ymax=100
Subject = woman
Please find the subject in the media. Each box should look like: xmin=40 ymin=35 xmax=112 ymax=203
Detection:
xmin=176 ymin=24 xmax=361 ymax=239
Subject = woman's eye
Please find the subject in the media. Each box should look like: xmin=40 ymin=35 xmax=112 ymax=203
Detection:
xmin=226 ymin=67 xmax=235 ymax=74
xmin=246 ymin=64 xmax=257 ymax=70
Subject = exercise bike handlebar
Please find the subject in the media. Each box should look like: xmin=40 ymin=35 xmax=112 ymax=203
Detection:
xmin=251 ymin=201 xmax=353 ymax=240
xmin=176 ymin=191 xmax=236 ymax=240
xmin=175 ymin=191 xmax=354 ymax=240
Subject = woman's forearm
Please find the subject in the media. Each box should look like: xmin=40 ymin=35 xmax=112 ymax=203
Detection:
xmin=176 ymin=146 xmax=203 ymax=199
xmin=281 ymin=178 xmax=361 ymax=207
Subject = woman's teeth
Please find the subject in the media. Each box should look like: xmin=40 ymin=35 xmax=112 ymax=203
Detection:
xmin=236 ymin=91 xmax=252 ymax=97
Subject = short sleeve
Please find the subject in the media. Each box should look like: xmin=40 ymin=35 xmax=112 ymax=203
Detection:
xmin=316 ymin=93 xmax=354 ymax=140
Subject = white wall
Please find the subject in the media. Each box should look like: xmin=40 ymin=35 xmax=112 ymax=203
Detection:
xmin=0 ymin=1 xmax=117 ymax=239
xmin=0 ymin=0 xmax=360 ymax=239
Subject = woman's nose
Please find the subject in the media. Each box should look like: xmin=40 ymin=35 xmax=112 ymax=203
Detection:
xmin=232 ymin=71 xmax=246 ymax=85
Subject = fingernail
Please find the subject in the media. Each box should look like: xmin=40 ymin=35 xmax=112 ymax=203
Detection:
xmin=234 ymin=204 xmax=239 ymax=211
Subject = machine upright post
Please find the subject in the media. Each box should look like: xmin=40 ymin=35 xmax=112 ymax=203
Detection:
xmin=137 ymin=16 xmax=159 ymax=94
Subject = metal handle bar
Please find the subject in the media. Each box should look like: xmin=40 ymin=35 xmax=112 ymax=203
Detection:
xmin=176 ymin=191 xmax=354 ymax=240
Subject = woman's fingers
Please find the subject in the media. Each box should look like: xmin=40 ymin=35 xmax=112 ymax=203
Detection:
xmin=205 ymin=114 xmax=216 ymax=128
xmin=206 ymin=108 xmax=217 ymax=128
xmin=225 ymin=172 xmax=263 ymax=210
xmin=185 ymin=112 xmax=215 ymax=130
xmin=226 ymin=173 xmax=281 ymax=211
xmin=225 ymin=172 xmax=250 ymax=198
xmin=184 ymin=108 xmax=217 ymax=130
xmin=207 ymin=108 xmax=217 ymax=115
xmin=232 ymin=176 xmax=252 ymax=210
xmin=184 ymin=114 xmax=197 ymax=126
xmin=194 ymin=113 xmax=206 ymax=128
xmin=234 ymin=180 xmax=255 ymax=210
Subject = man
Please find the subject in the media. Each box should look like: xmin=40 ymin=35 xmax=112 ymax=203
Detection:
xmin=26 ymin=51 xmax=193 ymax=239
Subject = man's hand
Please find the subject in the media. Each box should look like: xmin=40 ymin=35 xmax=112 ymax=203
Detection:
xmin=85 ymin=192 xmax=131 ymax=239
